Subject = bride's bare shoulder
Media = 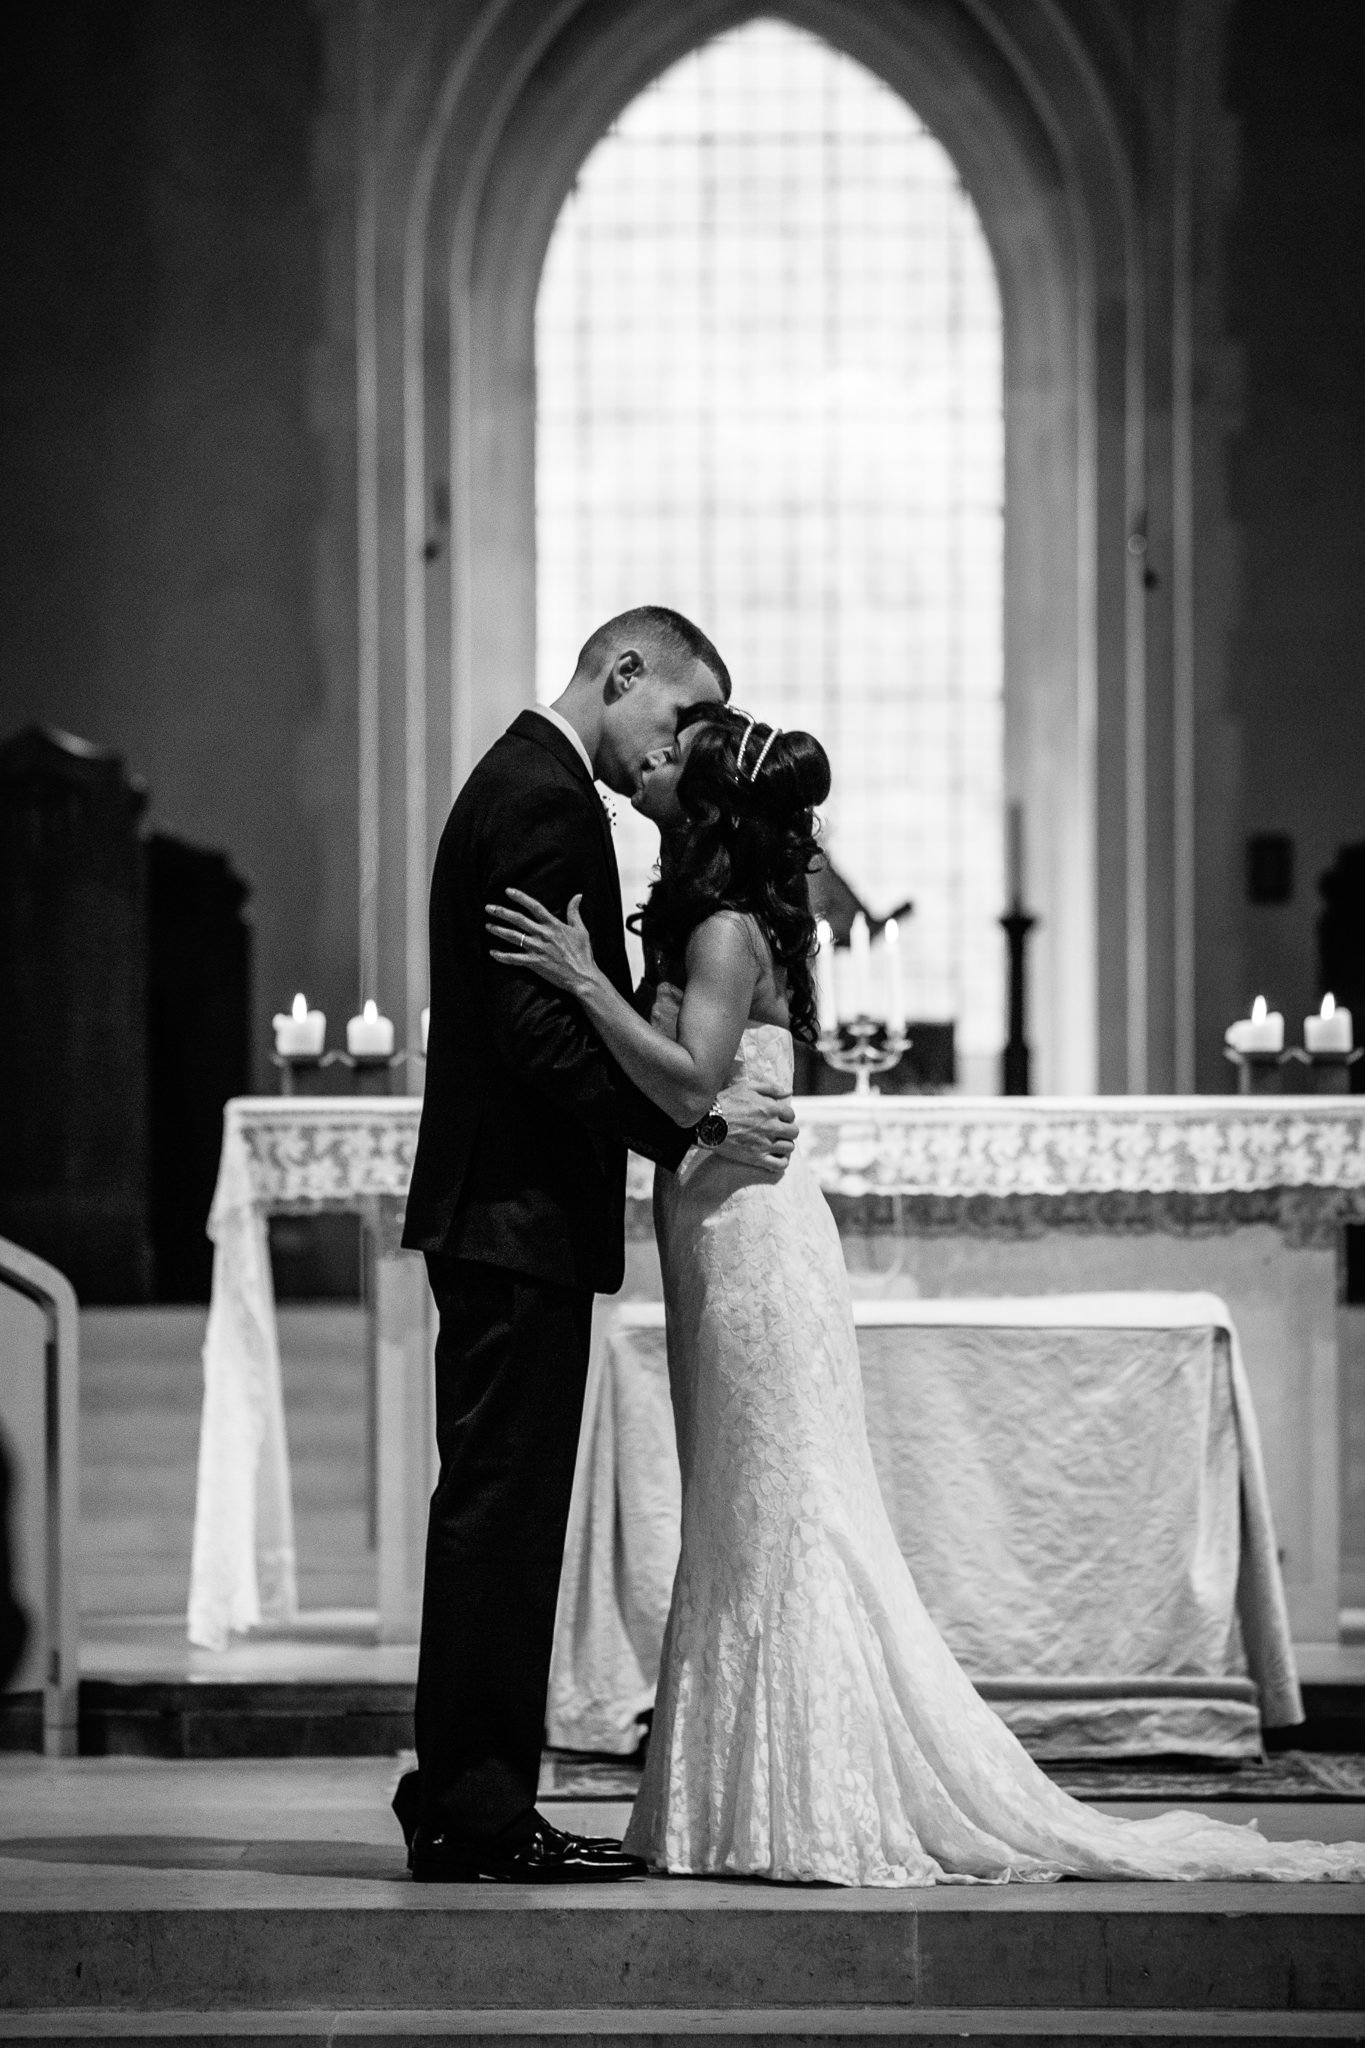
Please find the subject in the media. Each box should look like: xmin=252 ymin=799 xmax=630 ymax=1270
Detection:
xmin=691 ymin=907 xmax=768 ymax=958
xmin=685 ymin=912 xmax=788 ymax=1024
xmin=683 ymin=909 xmax=768 ymax=987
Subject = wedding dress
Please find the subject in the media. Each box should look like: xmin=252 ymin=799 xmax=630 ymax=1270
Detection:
xmin=623 ymin=1022 xmax=1364 ymax=1886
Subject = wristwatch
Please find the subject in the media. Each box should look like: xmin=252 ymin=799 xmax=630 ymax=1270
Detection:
xmin=694 ymin=1101 xmax=729 ymax=1149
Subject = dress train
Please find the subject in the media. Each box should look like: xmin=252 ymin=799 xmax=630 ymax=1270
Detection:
xmin=623 ymin=1025 xmax=1364 ymax=1885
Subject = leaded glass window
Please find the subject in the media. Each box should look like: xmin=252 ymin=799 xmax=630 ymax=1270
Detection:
xmin=536 ymin=17 xmax=1003 ymax=1067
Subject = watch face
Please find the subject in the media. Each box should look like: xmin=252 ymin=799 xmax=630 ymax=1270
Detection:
xmin=697 ymin=1110 xmax=729 ymax=1148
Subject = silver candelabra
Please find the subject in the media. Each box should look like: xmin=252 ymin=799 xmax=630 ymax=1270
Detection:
xmin=817 ymin=1018 xmax=911 ymax=1096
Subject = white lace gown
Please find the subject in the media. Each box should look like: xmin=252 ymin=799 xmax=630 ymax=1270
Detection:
xmin=623 ymin=1023 xmax=1365 ymax=1886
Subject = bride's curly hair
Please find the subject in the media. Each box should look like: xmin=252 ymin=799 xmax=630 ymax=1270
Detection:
xmin=631 ymin=704 xmax=832 ymax=1044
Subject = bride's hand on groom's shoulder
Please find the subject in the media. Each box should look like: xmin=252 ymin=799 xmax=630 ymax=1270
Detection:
xmin=486 ymin=887 xmax=599 ymax=996
xmin=712 ymin=1080 xmax=797 ymax=1180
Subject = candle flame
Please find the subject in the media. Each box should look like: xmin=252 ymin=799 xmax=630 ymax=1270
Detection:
xmin=884 ymin=918 xmax=899 ymax=948
xmin=1251 ymin=995 xmax=1267 ymax=1024
xmin=816 ymin=918 xmax=832 ymax=947
xmin=291 ymin=992 xmax=307 ymax=1021
xmin=363 ymin=998 xmax=378 ymax=1023
xmin=1322 ymin=992 xmax=1336 ymax=1019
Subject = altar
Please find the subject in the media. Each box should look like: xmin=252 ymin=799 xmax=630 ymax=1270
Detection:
xmin=189 ymin=1094 xmax=1365 ymax=1664
xmin=545 ymin=1293 xmax=1302 ymax=1760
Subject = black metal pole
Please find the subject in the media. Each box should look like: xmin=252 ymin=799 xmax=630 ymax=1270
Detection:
xmin=1000 ymin=901 xmax=1037 ymax=1095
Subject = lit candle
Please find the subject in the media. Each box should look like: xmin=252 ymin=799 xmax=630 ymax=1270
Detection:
xmin=420 ymin=1005 xmax=431 ymax=1055
xmin=272 ymin=992 xmax=325 ymax=1059
xmin=1226 ymin=994 xmax=1284 ymax=1054
xmin=814 ymin=921 xmax=837 ymax=1039
xmin=347 ymin=998 xmax=395 ymax=1058
xmin=882 ymin=918 xmax=906 ymax=1034
xmin=849 ymin=913 xmax=872 ymax=1018
xmin=1305 ymin=992 xmax=1353 ymax=1054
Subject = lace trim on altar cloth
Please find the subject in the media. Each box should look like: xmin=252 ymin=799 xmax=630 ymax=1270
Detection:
xmin=209 ymin=1100 xmax=422 ymax=1231
xmin=798 ymin=1101 xmax=1365 ymax=1200
xmin=626 ymin=1099 xmax=1365 ymax=1241
xmin=212 ymin=1095 xmax=1365 ymax=1231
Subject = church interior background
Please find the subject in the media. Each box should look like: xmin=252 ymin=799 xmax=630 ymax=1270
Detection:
xmin=1 ymin=0 xmax=1364 ymax=2025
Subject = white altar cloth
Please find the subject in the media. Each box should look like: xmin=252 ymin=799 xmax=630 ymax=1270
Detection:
xmin=547 ymin=1293 xmax=1301 ymax=1761
xmin=189 ymin=1098 xmax=422 ymax=1650
xmin=189 ymin=1094 xmax=1365 ymax=1657
xmin=678 ymin=1095 xmax=1365 ymax=1215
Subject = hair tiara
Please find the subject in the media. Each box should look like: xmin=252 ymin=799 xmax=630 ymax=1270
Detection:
xmin=733 ymin=712 xmax=781 ymax=783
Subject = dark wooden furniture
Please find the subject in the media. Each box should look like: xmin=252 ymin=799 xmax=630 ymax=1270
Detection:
xmin=0 ymin=728 xmax=152 ymax=1302
xmin=146 ymin=835 xmax=251 ymax=1301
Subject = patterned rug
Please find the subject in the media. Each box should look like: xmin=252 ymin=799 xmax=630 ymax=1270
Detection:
xmin=1045 ymin=1751 xmax=1365 ymax=1801
xmin=539 ymin=1748 xmax=1365 ymax=1803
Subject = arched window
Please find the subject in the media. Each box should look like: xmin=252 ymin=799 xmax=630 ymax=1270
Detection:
xmin=536 ymin=17 xmax=1003 ymax=1074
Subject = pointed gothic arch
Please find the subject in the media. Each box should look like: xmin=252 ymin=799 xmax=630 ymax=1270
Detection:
xmin=353 ymin=0 xmax=1181 ymax=1096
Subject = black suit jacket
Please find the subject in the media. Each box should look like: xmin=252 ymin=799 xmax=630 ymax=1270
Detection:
xmin=402 ymin=711 xmax=693 ymax=1292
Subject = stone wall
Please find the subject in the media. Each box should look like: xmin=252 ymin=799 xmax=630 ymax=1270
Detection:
xmin=0 ymin=2 xmax=349 ymax=1083
xmin=1196 ymin=0 xmax=1365 ymax=1082
xmin=0 ymin=0 xmax=1361 ymax=1093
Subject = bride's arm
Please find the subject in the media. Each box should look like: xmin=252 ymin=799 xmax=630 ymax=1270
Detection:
xmin=488 ymin=890 xmax=756 ymax=1126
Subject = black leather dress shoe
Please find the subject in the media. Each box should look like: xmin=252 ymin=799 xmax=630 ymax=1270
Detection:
xmin=410 ymin=1815 xmax=647 ymax=1884
xmin=391 ymin=1768 xmax=420 ymax=1851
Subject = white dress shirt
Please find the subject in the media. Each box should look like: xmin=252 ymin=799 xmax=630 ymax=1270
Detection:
xmin=527 ymin=701 xmax=595 ymax=783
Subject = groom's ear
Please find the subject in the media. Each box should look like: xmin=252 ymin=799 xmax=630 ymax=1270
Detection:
xmin=604 ymin=648 xmax=645 ymax=699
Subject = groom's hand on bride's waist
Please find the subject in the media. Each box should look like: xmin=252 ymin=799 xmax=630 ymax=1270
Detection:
xmin=711 ymin=1081 xmax=797 ymax=1179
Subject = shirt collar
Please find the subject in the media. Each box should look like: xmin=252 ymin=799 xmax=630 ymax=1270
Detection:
xmin=528 ymin=701 xmax=595 ymax=783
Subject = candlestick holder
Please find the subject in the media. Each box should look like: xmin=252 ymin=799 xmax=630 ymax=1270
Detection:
xmin=1284 ymin=1046 xmax=1362 ymax=1095
xmin=270 ymin=1052 xmax=326 ymax=1097
xmin=818 ymin=1019 xmax=911 ymax=1097
xmin=323 ymin=1049 xmax=408 ymax=1097
xmin=1223 ymin=1047 xmax=1286 ymax=1096
xmin=1000 ymin=900 xmax=1037 ymax=1096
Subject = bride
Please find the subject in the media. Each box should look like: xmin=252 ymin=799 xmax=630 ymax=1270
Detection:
xmin=487 ymin=703 xmax=1363 ymax=1886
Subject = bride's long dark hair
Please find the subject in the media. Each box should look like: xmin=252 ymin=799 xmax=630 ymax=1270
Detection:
xmin=631 ymin=704 xmax=832 ymax=1044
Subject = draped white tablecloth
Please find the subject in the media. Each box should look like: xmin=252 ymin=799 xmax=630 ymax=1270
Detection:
xmin=547 ymin=1293 xmax=1301 ymax=1761
xmin=799 ymin=1096 xmax=1365 ymax=1195
xmin=190 ymin=1095 xmax=1365 ymax=1656
xmin=629 ymin=1095 xmax=1365 ymax=1236
xmin=189 ymin=1099 xmax=422 ymax=1650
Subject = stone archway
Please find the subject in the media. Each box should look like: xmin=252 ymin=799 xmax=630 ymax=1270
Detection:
xmin=353 ymin=0 xmax=1176 ymax=1095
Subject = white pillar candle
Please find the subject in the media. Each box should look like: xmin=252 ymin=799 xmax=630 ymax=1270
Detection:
xmin=814 ymin=921 xmax=837 ymax=1038
xmin=272 ymin=992 xmax=325 ymax=1058
xmin=882 ymin=918 xmax=906 ymax=1034
xmin=1305 ymin=992 xmax=1353 ymax=1054
xmin=347 ymin=998 xmax=395 ymax=1057
xmin=1226 ymin=994 xmax=1283 ymax=1054
xmin=849 ymin=912 xmax=872 ymax=1018
xmin=420 ymin=1005 xmax=431 ymax=1054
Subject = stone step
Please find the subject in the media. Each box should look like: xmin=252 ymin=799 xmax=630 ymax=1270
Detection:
xmin=3 ymin=1892 xmax=1364 ymax=2018
xmin=1 ymin=2005 xmax=1363 ymax=2043
xmin=71 ymin=1677 xmax=412 ymax=1758
xmin=11 ymin=1675 xmax=1358 ymax=1762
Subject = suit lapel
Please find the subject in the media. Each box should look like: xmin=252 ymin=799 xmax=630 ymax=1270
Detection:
xmin=508 ymin=710 xmax=630 ymax=994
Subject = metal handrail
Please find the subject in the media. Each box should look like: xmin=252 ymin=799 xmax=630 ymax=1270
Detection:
xmin=0 ymin=1234 xmax=79 ymax=1756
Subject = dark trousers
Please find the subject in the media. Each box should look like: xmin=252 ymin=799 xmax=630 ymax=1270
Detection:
xmin=412 ymin=1255 xmax=594 ymax=1845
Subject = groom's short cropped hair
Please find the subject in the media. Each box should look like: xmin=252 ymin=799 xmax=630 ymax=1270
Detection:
xmin=577 ymin=606 xmax=731 ymax=702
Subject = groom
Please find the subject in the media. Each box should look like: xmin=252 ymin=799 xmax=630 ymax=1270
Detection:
xmin=397 ymin=606 xmax=796 ymax=1881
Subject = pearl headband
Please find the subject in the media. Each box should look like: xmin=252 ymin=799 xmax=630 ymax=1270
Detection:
xmin=734 ymin=714 xmax=781 ymax=782
xmin=747 ymin=726 xmax=780 ymax=781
